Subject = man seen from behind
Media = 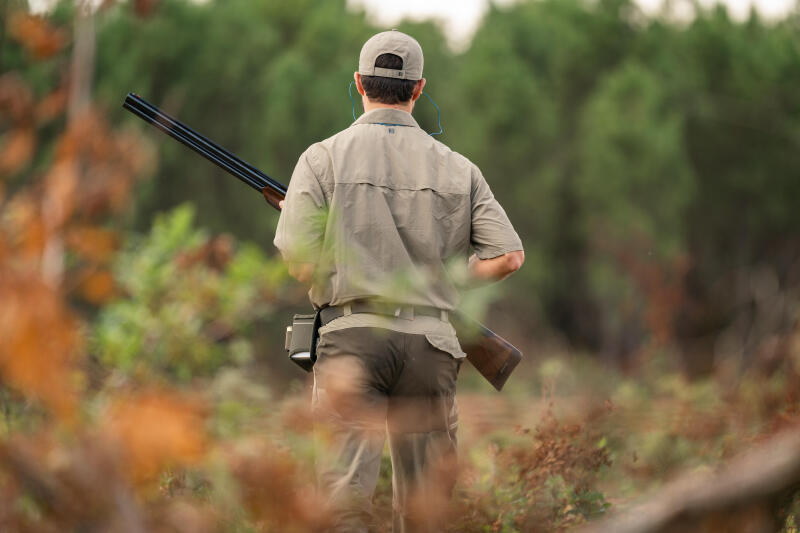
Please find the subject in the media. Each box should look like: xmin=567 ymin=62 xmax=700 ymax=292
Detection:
xmin=274 ymin=29 xmax=524 ymax=533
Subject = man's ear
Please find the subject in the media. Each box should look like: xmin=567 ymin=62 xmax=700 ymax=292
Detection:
xmin=411 ymin=78 xmax=426 ymax=102
xmin=354 ymin=72 xmax=366 ymax=96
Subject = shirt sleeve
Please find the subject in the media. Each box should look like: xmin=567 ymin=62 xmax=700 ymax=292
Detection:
xmin=470 ymin=166 xmax=523 ymax=259
xmin=273 ymin=146 xmax=328 ymax=264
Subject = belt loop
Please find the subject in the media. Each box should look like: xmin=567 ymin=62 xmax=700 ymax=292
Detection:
xmin=394 ymin=307 xmax=401 ymax=317
xmin=343 ymin=304 xmax=352 ymax=316
xmin=440 ymin=310 xmax=448 ymax=322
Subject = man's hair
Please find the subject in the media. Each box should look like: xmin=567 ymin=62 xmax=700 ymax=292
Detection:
xmin=361 ymin=53 xmax=419 ymax=105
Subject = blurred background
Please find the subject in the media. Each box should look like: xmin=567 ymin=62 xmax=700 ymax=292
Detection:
xmin=2 ymin=0 xmax=800 ymax=531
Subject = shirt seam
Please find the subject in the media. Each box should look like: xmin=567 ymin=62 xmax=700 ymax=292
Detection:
xmin=304 ymin=145 xmax=330 ymax=204
xmin=332 ymin=180 xmax=469 ymax=195
xmin=474 ymin=245 xmax=524 ymax=260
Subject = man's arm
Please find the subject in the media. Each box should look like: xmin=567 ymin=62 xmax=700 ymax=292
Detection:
xmin=468 ymin=250 xmax=525 ymax=282
xmin=468 ymin=166 xmax=524 ymax=282
xmin=274 ymin=147 xmax=328 ymax=280
xmin=276 ymin=199 xmax=316 ymax=284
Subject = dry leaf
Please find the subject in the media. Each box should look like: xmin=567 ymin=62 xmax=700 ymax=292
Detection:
xmin=103 ymin=391 xmax=208 ymax=484
xmin=0 ymin=72 xmax=35 ymax=122
xmin=0 ymin=273 xmax=83 ymax=420
xmin=66 ymin=226 xmax=118 ymax=263
xmin=78 ymin=268 xmax=116 ymax=304
xmin=0 ymin=127 xmax=36 ymax=176
xmin=8 ymin=12 xmax=68 ymax=59
xmin=36 ymin=86 xmax=68 ymax=124
xmin=133 ymin=0 xmax=161 ymax=18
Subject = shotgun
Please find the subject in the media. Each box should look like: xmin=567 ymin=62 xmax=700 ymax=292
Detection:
xmin=122 ymin=92 xmax=522 ymax=391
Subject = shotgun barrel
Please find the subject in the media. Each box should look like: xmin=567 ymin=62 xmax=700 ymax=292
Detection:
xmin=122 ymin=92 xmax=523 ymax=391
xmin=122 ymin=93 xmax=286 ymax=208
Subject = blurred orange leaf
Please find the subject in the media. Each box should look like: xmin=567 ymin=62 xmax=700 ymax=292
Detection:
xmin=43 ymin=159 xmax=79 ymax=229
xmin=49 ymin=110 xmax=152 ymax=217
xmin=0 ymin=74 xmax=36 ymax=177
xmin=78 ymin=268 xmax=116 ymax=304
xmin=67 ymin=226 xmax=118 ymax=263
xmin=3 ymin=194 xmax=48 ymax=263
xmin=228 ymin=441 xmax=331 ymax=530
xmin=36 ymin=86 xmax=68 ymax=124
xmin=0 ymin=72 xmax=35 ymax=122
xmin=133 ymin=0 xmax=162 ymax=18
xmin=0 ymin=127 xmax=36 ymax=176
xmin=8 ymin=12 xmax=67 ymax=59
xmin=0 ymin=273 xmax=82 ymax=420
xmin=104 ymin=391 xmax=208 ymax=484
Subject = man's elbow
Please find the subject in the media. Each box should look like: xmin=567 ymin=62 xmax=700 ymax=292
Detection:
xmin=504 ymin=250 xmax=525 ymax=276
xmin=501 ymin=250 xmax=525 ymax=279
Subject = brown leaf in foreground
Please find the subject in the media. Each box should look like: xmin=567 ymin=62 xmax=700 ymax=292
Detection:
xmin=227 ymin=440 xmax=332 ymax=532
xmin=66 ymin=226 xmax=119 ymax=263
xmin=0 ymin=73 xmax=35 ymax=123
xmin=36 ymin=86 xmax=68 ymax=124
xmin=8 ymin=12 xmax=68 ymax=59
xmin=0 ymin=429 xmax=222 ymax=533
xmin=0 ymin=127 xmax=36 ymax=176
xmin=133 ymin=0 xmax=162 ymax=18
xmin=103 ymin=390 xmax=208 ymax=484
xmin=78 ymin=268 xmax=117 ymax=304
xmin=0 ymin=74 xmax=36 ymax=177
xmin=0 ymin=272 xmax=82 ymax=420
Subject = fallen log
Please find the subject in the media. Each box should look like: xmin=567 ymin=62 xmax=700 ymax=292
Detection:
xmin=577 ymin=428 xmax=800 ymax=533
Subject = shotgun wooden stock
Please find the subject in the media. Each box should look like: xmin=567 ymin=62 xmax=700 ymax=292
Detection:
xmin=122 ymin=93 xmax=523 ymax=391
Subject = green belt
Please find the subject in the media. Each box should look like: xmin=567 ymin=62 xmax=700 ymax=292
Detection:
xmin=320 ymin=300 xmax=448 ymax=326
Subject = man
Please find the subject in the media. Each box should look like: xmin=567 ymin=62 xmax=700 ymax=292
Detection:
xmin=274 ymin=30 xmax=523 ymax=533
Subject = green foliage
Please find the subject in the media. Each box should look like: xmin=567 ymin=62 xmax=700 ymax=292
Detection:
xmin=91 ymin=205 xmax=288 ymax=381
xmin=21 ymin=3 xmax=800 ymax=530
xmin=449 ymin=408 xmax=612 ymax=532
xmin=28 ymin=0 xmax=800 ymax=362
xmin=93 ymin=0 xmax=378 ymax=244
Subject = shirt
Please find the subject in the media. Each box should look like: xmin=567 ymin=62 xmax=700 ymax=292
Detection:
xmin=274 ymin=108 xmax=523 ymax=356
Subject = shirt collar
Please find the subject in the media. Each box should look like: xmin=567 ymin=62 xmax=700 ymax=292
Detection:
xmin=352 ymin=108 xmax=420 ymax=129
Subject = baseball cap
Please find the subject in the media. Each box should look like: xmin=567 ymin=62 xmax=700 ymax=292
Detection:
xmin=358 ymin=29 xmax=424 ymax=81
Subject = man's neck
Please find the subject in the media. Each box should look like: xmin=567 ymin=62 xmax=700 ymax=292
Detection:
xmin=362 ymin=100 xmax=414 ymax=115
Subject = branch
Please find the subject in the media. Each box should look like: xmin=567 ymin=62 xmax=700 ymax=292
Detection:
xmin=578 ymin=429 xmax=800 ymax=533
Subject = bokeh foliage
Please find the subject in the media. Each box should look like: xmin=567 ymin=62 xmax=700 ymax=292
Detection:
xmin=70 ymin=0 xmax=800 ymax=364
xmin=92 ymin=205 xmax=288 ymax=381
xmin=3 ymin=0 xmax=800 ymax=531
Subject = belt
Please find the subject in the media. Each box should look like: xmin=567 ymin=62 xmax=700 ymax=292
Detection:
xmin=320 ymin=300 xmax=449 ymax=326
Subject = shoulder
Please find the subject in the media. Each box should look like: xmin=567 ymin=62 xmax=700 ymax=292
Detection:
xmin=316 ymin=124 xmax=357 ymax=151
xmin=299 ymin=142 xmax=326 ymax=171
xmin=296 ymin=141 xmax=335 ymax=185
xmin=429 ymin=136 xmax=477 ymax=172
xmin=425 ymin=136 xmax=484 ymax=195
xmin=305 ymin=127 xmax=357 ymax=169
xmin=295 ymin=141 xmax=337 ymax=196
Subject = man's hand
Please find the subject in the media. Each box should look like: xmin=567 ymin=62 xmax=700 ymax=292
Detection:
xmin=467 ymin=250 xmax=524 ymax=283
xmin=288 ymin=263 xmax=315 ymax=284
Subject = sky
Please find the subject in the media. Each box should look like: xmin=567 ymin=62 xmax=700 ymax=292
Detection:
xmin=348 ymin=0 xmax=797 ymax=49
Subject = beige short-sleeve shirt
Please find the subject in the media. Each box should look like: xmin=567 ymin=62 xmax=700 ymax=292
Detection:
xmin=274 ymin=108 xmax=522 ymax=353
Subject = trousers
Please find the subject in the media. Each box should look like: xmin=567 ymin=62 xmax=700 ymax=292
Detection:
xmin=312 ymin=326 xmax=460 ymax=533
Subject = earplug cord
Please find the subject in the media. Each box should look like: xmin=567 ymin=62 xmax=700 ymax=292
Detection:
xmin=349 ymin=81 xmax=443 ymax=136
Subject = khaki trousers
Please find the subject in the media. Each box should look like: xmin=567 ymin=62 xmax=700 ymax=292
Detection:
xmin=312 ymin=326 xmax=460 ymax=533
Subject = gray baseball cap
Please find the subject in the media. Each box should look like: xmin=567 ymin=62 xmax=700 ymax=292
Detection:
xmin=358 ymin=30 xmax=424 ymax=81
